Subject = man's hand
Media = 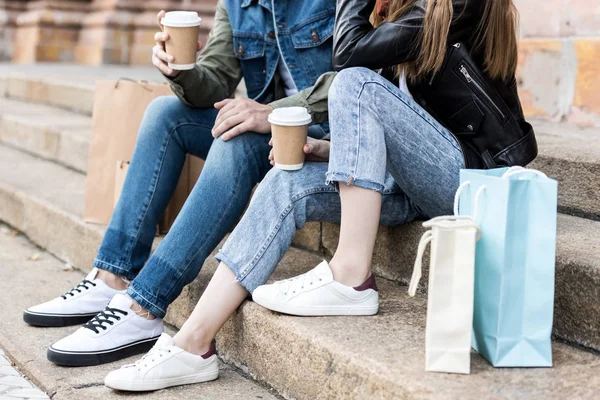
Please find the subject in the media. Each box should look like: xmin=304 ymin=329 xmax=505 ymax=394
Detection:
xmin=212 ymin=98 xmax=273 ymax=141
xmin=153 ymin=10 xmax=204 ymax=77
xmin=268 ymin=137 xmax=330 ymax=165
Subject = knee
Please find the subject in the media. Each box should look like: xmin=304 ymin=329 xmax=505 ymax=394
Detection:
xmin=329 ymin=67 xmax=377 ymax=106
xmin=209 ymin=132 xmax=264 ymax=160
xmin=144 ymin=96 xmax=185 ymax=123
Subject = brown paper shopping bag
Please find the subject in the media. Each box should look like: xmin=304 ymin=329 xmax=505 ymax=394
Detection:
xmin=84 ymin=79 xmax=204 ymax=232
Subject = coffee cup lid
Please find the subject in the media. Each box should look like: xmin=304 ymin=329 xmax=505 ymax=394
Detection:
xmin=268 ymin=107 xmax=312 ymax=126
xmin=161 ymin=11 xmax=202 ymax=28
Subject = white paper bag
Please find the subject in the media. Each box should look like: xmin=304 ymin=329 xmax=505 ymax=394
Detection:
xmin=409 ymin=214 xmax=481 ymax=374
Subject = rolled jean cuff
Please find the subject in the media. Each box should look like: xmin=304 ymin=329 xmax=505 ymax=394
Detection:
xmin=325 ymin=171 xmax=386 ymax=194
xmin=126 ymin=283 xmax=168 ymax=319
xmin=93 ymin=256 xmax=137 ymax=281
xmin=214 ymin=250 xmax=261 ymax=294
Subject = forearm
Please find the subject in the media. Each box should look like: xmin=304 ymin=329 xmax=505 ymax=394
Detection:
xmin=166 ymin=0 xmax=242 ymax=107
xmin=333 ymin=0 xmax=423 ymax=70
xmin=269 ymin=72 xmax=337 ymax=125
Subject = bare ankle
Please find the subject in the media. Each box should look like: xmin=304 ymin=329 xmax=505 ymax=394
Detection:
xmin=96 ymin=269 xmax=129 ymax=291
xmin=130 ymin=299 xmax=156 ymax=320
xmin=329 ymin=257 xmax=371 ymax=288
xmin=173 ymin=330 xmax=212 ymax=356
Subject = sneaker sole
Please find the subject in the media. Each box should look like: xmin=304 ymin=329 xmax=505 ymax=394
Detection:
xmin=105 ymin=359 xmax=220 ymax=391
xmin=47 ymin=336 xmax=160 ymax=367
xmin=252 ymin=293 xmax=379 ymax=316
xmin=23 ymin=310 xmax=98 ymax=327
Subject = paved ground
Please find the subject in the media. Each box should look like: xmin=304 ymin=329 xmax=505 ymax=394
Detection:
xmin=0 ymin=348 xmax=48 ymax=399
xmin=0 ymin=225 xmax=278 ymax=400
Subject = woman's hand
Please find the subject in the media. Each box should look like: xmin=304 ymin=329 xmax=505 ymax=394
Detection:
xmin=268 ymin=137 xmax=330 ymax=166
xmin=152 ymin=10 xmax=204 ymax=77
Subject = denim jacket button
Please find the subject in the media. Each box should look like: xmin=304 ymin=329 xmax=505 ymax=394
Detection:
xmin=268 ymin=31 xmax=275 ymax=38
xmin=311 ymin=29 xmax=320 ymax=43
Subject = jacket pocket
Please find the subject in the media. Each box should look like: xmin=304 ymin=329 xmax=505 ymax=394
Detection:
xmin=448 ymin=100 xmax=485 ymax=137
xmin=232 ymin=33 xmax=266 ymax=96
xmin=290 ymin=12 xmax=334 ymax=49
xmin=232 ymin=33 xmax=265 ymax=59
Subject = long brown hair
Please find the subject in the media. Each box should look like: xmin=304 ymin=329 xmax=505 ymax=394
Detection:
xmin=373 ymin=0 xmax=519 ymax=82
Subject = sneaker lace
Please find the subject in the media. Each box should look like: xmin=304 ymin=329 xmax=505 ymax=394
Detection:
xmin=124 ymin=346 xmax=172 ymax=371
xmin=277 ymin=269 xmax=323 ymax=295
xmin=83 ymin=307 xmax=128 ymax=334
xmin=61 ymin=279 xmax=97 ymax=300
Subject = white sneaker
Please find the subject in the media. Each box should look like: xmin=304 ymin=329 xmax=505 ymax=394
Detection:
xmin=23 ymin=268 xmax=126 ymax=327
xmin=104 ymin=333 xmax=219 ymax=391
xmin=47 ymin=294 xmax=164 ymax=366
xmin=252 ymin=261 xmax=379 ymax=316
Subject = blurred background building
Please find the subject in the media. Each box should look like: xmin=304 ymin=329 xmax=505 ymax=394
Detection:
xmin=0 ymin=0 xmax=597 ymax=127
xmin=0 ymin=0 xmax=598 ymax=128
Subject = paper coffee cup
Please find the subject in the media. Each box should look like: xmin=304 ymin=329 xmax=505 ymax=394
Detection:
xmin=268 ymin=107 xmax=312 ymax=171
xmin=161 ymin=11 xmax=202 ymax=70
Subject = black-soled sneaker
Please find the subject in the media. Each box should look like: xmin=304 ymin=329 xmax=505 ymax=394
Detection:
xmin=23 ymin=268 xmax=125 ymax=327
xmin=47 ymin=294 xmax=164 ymax=367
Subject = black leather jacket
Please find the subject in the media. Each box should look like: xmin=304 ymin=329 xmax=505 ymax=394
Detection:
xmin=333 ymin=0 xmax=537 ymax=169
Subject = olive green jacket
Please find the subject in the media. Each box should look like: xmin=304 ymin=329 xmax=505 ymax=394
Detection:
xmin=166 ymin=0 xmax=335 ymax=125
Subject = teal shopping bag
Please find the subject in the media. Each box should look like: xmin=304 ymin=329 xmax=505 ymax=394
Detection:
xmin=456 ymin=167 xmax=558 ymax=367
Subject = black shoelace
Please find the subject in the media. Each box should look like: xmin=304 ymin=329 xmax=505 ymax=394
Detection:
xmin=84 ymin=307 xmax=128 ymax=334
xmin=61 ymin=280 xmax=97 ymax=300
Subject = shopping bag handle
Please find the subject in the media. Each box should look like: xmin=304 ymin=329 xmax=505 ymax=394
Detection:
xmin=408 ymin=231 xmax=433 ymax=297
xmin=424 ymin=215 xmax=482 ymax=240
xmin=502 ymin=166 xmax=547 ymax=180
xmin=453 ymin=182 xmax=486 ymax=220
xmin=114 ymin=78 xmax=153 ymax=91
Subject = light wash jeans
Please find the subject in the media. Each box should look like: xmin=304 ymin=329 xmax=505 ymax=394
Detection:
xmin=94 ymin=96 xmax=326 ymax=318
xmin=217 ymin=67 xmax=465 ymax=292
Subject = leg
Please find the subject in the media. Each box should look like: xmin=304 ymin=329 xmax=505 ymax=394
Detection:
xmin=95 ymin=96 xmax=219 ymax=282
xmin=325 ymin=67 xmax=465 ymax=285
xmin=220 ymin=163 xmax=415 ymax=316
xmin=126 ymin=131 xmax=272 ymax=319
xmin=24 ymin=97 xmax=219 ymax=328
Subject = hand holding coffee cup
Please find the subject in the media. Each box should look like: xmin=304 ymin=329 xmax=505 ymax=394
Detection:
xmin=268 ymin=107 xmax=312 ymax=171
xmin=153 ymin=10 xmax=203 ymax=77
xmin=268 ymin=137 xmax=331 ymax=165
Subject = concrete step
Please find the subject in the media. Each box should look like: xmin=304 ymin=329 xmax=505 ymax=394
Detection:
xmin=321 ymin=208 xmax=600 ymax=352
xmin=0 ymin=97 xmax=91 ymax=172
xmin=530 ymin=121 xmax=600 ymax=220
xmin=0 ymin=63 xmax=168 ymax=115
xmin=0 ymin=139 xmax=598 ymax=352
xmin=0 ymin=229 xmax=279 ymax=400
xmin=0 ymin=146 xmax=600 ymax=399
xmin=0 ymin=65 xmax=596 ymax=216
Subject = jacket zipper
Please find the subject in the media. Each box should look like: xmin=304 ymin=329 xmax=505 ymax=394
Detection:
xmin=458 ymin=64 xmax=506 ymax=120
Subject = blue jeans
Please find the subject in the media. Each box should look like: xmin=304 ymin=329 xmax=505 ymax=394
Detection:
xmin=217 ymin=67 xmax=465 ymax=292
xmin=95 ymin=96 xmax=327 ymax=318
xmin=95 ymin=97 xmax=268 ymax=318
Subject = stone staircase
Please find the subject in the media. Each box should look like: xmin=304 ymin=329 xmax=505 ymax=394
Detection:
xmin=0 ymin=63 xmax=599 ymax=399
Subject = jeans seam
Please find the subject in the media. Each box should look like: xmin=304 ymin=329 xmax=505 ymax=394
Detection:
xmin=125 ymin=125 xmax=176 ymax=264
xmin=325 ymin=171 xmax=386 ymax=193
xmin=359 ymin=81 xmax=461 ymax=151
xmin=127 ymin=286 xmax=167 ymax=317
xmin=161 ymin=138 xmax=270 ymax=301
xmin=237 ymin=187 xmax=335 ymax=280
xmin=94 ymin=258 xmax=130 ymax=272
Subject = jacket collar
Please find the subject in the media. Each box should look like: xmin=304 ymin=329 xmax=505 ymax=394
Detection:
xmin=241 ymin=0 xmax=272 ymax=12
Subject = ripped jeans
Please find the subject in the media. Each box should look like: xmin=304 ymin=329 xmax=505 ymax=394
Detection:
xmin=216 ymin=67 xmax=465 ymax=292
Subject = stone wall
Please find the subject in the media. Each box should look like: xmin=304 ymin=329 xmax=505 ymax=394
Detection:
xmin=1 ymin=0 xmax=598 ymax=127
xmin=1 ymin=0 xmax=217 ymax=65
xmin=515 ymin=0 xmax=600 ymax=127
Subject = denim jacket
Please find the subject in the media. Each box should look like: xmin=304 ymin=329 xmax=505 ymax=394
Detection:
xmin=225 ymin=0 xmax=335 ymax=102
xmin=169 ymin=0 xmax=335 ymax=110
